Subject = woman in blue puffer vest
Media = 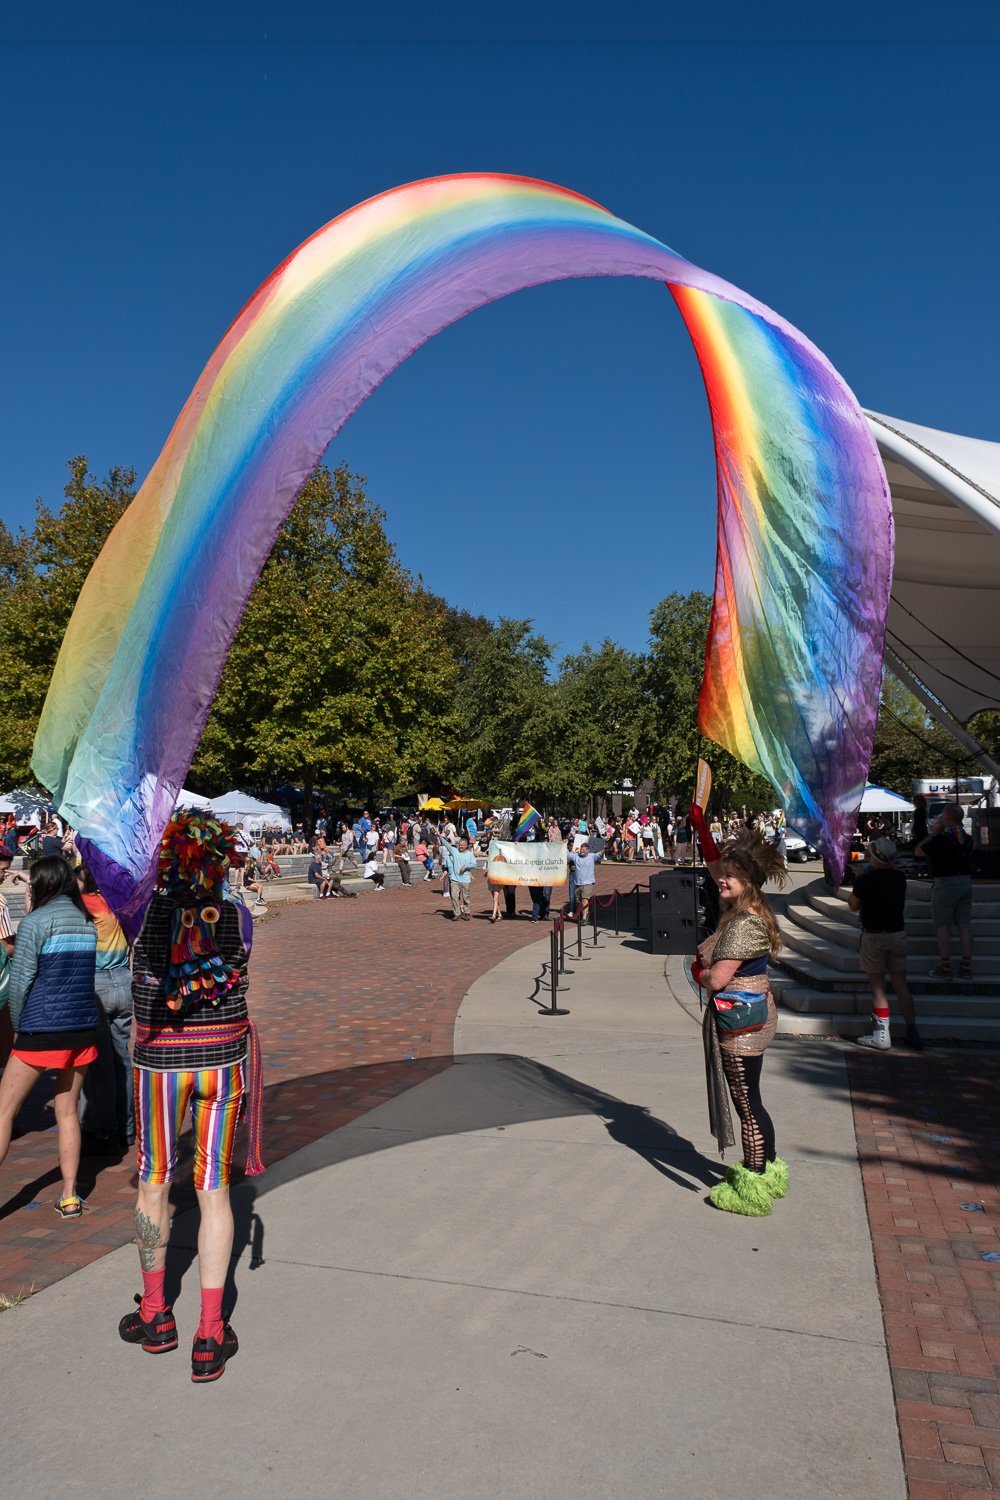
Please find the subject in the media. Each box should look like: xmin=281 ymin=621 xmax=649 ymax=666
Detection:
xmin=0 ymin=856 xmax=98 ymax=1218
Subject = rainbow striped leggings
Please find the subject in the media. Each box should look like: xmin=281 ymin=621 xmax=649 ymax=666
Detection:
xmin=135 ymin=1062 xmax=245 ymax=1192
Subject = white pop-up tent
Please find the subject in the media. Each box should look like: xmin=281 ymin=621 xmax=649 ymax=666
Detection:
xmin=207 ymin=792 xmax=291 ymax=829
xmin=859 ymin=784 xmax=915 ymax=814
xmin=866 ymin=412 xmax=1000 ymax=779
xmin=0 ymin=787 xmax=54 ymax=823
xmin=175 ymin=788 xmax=211 ymax=809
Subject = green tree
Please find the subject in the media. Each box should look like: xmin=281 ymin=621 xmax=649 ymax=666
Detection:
xmin=967 ymin=709 xmax=1000 ymax=766
xmin=0 ymin=457 xmax=135 ymax=786
xmin=869 ymin=670 xmax=976 ymax=794
xmin=417 ymin=593 xmax=495 ymax=682
xmin=450 ymin=618 xmax=559 ymax=801
xmin=643 ymin=591 xmax=772 ymax=810
xmin=554 ymin=639 xmax=652 ymax=812
xmin=191 ymin=464 xmax=458 ymax=814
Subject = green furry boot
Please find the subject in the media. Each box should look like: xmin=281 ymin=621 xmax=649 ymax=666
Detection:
xmin=709 ymin=1163 xmax=773 ymax=1216
xmin=760 ymin=1156 xmax=789 ymax=1199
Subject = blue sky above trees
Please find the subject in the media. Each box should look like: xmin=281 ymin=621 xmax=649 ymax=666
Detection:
xmin=2 ymin=5 xmax=997 ymax=656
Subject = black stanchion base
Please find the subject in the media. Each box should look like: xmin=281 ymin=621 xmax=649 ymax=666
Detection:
xmin=541 ymin=1006 xmax=571 ymax=1016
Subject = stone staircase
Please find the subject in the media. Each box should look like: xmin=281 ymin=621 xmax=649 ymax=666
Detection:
xmin=772 ymin=876 xmax=1000 ymax=1042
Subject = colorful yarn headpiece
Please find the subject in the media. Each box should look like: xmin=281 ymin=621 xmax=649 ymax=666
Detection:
xmin=158 ymin=807 xmax=238 ymax=893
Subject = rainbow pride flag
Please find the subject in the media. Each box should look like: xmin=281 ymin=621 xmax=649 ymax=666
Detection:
xmin=33 ymin=173 xmax=891 ymax=926
xmin=514 ymin=803 xmax=542 ymax=842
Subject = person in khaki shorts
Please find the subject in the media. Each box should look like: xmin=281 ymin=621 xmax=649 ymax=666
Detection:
xmin=848 ymin=838 xmax=922 ymax=1051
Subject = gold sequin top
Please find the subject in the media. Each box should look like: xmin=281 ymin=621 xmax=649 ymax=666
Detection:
xmin=698 ymin=910 xmax=777 ymax=1056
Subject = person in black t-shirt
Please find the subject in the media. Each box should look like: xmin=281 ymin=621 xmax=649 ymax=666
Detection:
xmin=915 ymin=803 xmax=973 ymax=980
xmin=848 ymin=838 xmax=922 ymax=1051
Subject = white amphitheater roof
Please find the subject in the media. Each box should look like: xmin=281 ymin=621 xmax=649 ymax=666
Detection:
xmin=865 ymin=411 xmax=1000 ymax=726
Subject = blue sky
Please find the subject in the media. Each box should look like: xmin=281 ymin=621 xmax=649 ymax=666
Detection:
xmin=2 ymin=6 xmax=997 ymax=659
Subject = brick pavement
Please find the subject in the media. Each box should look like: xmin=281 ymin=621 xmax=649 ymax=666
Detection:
xmin=0 ymin=864 xmax=629 ymax=1301
xmin=849 ymin=1049 xmax=1000 ymax=1499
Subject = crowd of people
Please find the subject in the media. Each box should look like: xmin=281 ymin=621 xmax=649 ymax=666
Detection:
xmin=0 ymin=780 xmax=983 ymax=1358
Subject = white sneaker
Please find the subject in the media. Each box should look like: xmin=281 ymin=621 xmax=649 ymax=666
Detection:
xmin=855 ymin=1031 xmax=890 ymax=1050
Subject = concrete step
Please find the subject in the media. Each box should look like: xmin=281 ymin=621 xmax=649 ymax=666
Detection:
xmin=784 ymin=903 xmax=861 ymax=950
xmin=783 ymin=902 xmax=1000 ymax=955
xmin=800 ymin=875 xmax=1000 ymax=914
xmin=805 ymin=891 xmax=1000 ymax=933
xmin=775 ymin=1012 xmax=1000 ymax=1043
xmin=778 ymin=926 xmax=1000 ymax=980
xmin=774 ymin=948 xmax=1000 ymax=999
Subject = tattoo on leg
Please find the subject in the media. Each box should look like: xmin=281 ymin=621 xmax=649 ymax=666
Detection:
xmin=134 ymin=1207 xmax=162 ymax=1270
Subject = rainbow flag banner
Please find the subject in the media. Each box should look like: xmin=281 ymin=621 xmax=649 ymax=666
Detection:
xmin=33 ymin=173 xmax=891 ymax=926
xmin=514 ymin=803 xmax=542 ymax=841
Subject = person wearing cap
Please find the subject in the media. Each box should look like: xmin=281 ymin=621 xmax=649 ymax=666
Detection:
xmin=848 ymin=838 xmax=922 ymax=1051
xmin=915 ymin=802 xmax=974 ymax=981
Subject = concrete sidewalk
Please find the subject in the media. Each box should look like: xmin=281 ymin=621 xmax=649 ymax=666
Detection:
xmin=1 ymin=932 xmax=903 ymax=1500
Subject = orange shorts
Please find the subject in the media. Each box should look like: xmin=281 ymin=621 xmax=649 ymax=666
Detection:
xmin=12 ymin=1044 xmax=98 ymax=1069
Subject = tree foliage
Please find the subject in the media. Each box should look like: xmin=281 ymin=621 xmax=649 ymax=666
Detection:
xmin=7 ymin=452 xmax=960 ymax=827
xmin=553 ymin=640 xmax=652 ymax=810
xmin=449 ymin=618 xmax=555 ymax=800
xmin=643 ymin=592 xmax=772 ymax=809
xmin=0 ymin=457 xmax=135 ymax=786
xmin=190 ymin=464 xmax=458 ymax=802
xmin=869 ymin=671 xmax=979 ymax=794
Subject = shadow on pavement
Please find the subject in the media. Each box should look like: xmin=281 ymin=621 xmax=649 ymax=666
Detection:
xmin=163 ymin=1052 xmax=723 ymax=1308
xmin=775 ymin=1036 xmax=1000 ymax=1190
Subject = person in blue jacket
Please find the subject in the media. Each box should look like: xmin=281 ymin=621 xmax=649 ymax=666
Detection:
xmin=0 ymin=856 xmax=98 ymax=1218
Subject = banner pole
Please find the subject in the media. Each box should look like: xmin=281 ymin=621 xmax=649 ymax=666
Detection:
xmin=693 ymin=733 xmax=704 ymax=960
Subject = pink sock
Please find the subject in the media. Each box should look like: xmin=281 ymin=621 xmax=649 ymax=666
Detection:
xmin=198 ymin=1285 xmax=225 ymax=1343
xmin=140 ymin=1268 xmax=166 ymax=1320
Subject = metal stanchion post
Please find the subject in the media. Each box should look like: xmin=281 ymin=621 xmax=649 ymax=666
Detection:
xmin=559 ymin=916 xmax=566 ymax=973
xmin=544 ymin=922 xmax=569 ymax=1015
xmin=592 ymin=897 xmax=599 ymax=947
xmin=614 ymin=890 xmax=619 ymax=936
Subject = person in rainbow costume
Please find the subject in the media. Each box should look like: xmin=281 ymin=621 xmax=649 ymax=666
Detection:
xmin=118 ymin=808 xmax=263 ymax=1383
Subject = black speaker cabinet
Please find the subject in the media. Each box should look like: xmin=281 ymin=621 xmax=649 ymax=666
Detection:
xmin=650 ymin=908 xmax=707 ymax=954
xmin=648 ymin=869 xmax=720 ymax=920
xmin=648 ymin=869 xmax=720 ymax=954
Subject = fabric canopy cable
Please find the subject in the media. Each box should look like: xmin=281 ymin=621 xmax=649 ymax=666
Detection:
xmin=32 ymin=173 xmax=892 ymax=928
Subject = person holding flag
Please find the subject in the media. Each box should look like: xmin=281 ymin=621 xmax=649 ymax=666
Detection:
xmin=514 ymin=802 xmax=541 ymax=841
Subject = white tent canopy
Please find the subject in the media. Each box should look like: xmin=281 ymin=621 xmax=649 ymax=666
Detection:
xmin=207 ymin=792 xmax=291 ymax=829
xmin=0 ymin=787 xmax=54 ymax=823
xmin=859 ymin=783 xmax=915 ymax=814
xmin=866 ymin=412 xmax=1000 ymax=731
xmin=175 ymin=788 xmax=211 ymax=809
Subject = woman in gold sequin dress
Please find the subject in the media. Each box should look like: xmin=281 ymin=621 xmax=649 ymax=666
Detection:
xmin=689 ymin=807 xmax=789 ymax=1216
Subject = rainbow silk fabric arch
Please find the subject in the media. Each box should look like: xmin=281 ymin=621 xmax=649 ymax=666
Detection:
xmin=33 ymin=173 xmax=892 ymax=928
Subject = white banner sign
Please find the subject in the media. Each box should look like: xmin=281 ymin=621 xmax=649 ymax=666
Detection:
xmin=486 ymin=839 xmax=568 ymax=888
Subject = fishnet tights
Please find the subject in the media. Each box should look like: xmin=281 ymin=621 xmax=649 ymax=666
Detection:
xmin=720 ymin=1051 xmax=775 ymax=1172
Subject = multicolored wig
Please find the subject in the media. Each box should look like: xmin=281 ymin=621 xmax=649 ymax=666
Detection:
xmin=158 ymin=807 xmax=237 ymax=893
